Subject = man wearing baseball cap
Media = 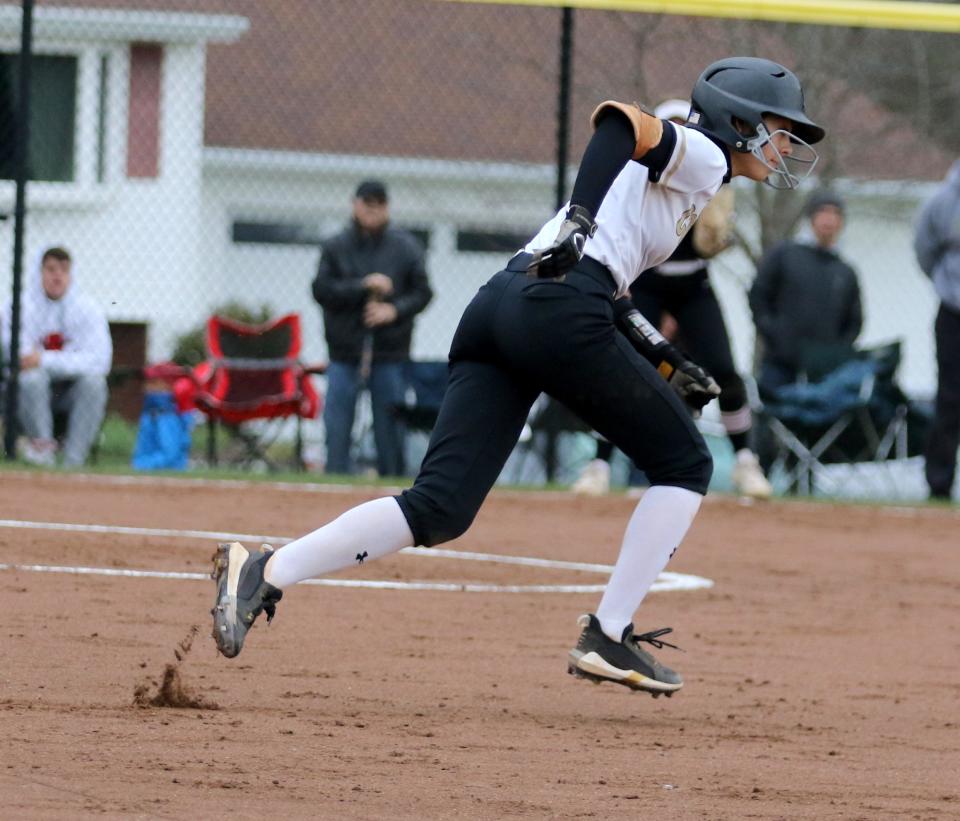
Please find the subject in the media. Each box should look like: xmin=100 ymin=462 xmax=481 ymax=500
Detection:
xmin=312 ymin=179 xmax=433 ymax=478
xmin=354 ymin=179 xmax=387 ymax=202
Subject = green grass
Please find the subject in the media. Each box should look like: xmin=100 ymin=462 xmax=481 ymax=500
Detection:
xmin=79 ymin=414 xmax=572 ymax=490
xmin=97 ymin=413 xmax=139 ymax=462
xmin=0 ymin=415 xmax=949 ymax=505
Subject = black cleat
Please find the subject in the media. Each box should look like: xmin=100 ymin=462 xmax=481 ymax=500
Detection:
xmin=567 ymin=613 xmax=683 ymax=696
xmin=210 ymin=542 xmax=282 ymax=658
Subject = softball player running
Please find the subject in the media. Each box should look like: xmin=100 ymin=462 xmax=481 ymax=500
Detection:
xmin=211 ymin=57 xmax=823 ymax=697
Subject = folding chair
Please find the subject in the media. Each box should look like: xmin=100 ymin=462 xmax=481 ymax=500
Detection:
xmin=508 ymin=395 xmax=596 ymax=484
xmin=756 ymin=342 xmax=913 ymax=496
xmin=392 ymin=360 xmax=449 ymax=433
xmin=191 ymin=314 xmax=323 ymax=471
xmin=377 ymin=360 xmax=449 ymax=474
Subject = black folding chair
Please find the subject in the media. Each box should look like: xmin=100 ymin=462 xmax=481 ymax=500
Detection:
xmin=506 ymin=396 xmax=596 ymax=484
xmin=756 ymin=342 xmax=916 ymax=496
xmin=385 ymin=360 xmax=450 ymax=475
xmin=392 ymin=360 xmax=450 ymax=433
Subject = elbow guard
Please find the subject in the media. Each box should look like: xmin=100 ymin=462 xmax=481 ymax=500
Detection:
xmin=590 ymin=101 xmax=664 ymax=161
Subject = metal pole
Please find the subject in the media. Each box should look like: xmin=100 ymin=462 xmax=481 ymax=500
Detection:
xmin=554 ymin=6 xmax=574 ymax=211
xmin=542 ymin=6 xmax=575 ymax=482
xmin=3 ymin=0 xmax=34 ymax=460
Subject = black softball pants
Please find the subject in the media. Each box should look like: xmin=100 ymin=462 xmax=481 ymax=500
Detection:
xmin=630 ymin=269 xmax=748 ymax=412
xmin=397 ymin=258 xmax=712 ymax=547
xmin=925 ymin=303 xmax=960 ymax=498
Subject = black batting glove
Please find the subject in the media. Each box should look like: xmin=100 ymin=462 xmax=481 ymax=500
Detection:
xmin=527 ymin=205 xmax=597 ymax=279
xmin=614 ymin=302 xmax=721 ymax=417
xmin=662 ymin=358 xmax=721 ymax=418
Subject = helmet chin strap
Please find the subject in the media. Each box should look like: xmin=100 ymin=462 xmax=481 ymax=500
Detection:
xmin=745 ymin=123 xmax=819 ymax=190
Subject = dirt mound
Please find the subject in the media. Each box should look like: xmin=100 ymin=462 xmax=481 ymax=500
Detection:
xmin=133 ymin=625 xmax=219 ymax=710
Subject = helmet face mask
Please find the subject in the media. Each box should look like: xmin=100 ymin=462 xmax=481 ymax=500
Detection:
xmin=745 ymin=122 xmax=819 ymax=190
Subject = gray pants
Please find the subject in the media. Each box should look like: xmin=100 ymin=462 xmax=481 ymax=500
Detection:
xmin=18 ymin=370 xmax=108 ymax=466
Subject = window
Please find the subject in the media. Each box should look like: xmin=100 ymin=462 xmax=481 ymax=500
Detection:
xmin=457 ymin=229 xmax=532 ymax=253
xmin=403 ymin=227 xmax=430 ymax=250
xmin=232 ymin=220 xmax=431 ymax=249
xmin=232 ymin=221 xmax=323 ymax=246
xmin=0 ymin=54 xmax=77 ymax=182
xmin=96 ymin=53 xmax=108 ymax=184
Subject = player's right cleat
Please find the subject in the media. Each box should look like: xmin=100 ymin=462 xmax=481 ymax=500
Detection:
xmin=210 ymin=542 xmax=282 ymax=659
xmin=567 ymin=613 xmax=683 ymax=696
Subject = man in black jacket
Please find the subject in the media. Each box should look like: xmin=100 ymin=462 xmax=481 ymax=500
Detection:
xmin=312 ymin=180 xmax=433 ymax=476
xmin=749 ymin=189 xmax=862 ymax=394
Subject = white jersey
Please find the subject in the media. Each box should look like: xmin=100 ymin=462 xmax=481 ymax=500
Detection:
xmin=524 ymin=124 xmax=728 ymax=298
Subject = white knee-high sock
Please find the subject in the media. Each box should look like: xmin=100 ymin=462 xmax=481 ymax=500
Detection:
xmin=595 ymin=485 xmax=703 ymax=642
xmin=264 ymin=497 xmax=414 ymax=589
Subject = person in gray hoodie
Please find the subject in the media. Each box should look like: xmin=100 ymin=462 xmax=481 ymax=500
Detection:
xmin=1 ymin=246 xmax=112 ymax=467
xmin=914 ymin=161 xmax=960 ymax=501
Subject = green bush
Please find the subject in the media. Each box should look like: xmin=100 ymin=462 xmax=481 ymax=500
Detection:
xmin=170 ymin=301 xmax=274 ymax=366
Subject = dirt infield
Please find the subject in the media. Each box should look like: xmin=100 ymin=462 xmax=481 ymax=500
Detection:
xmin=2 ymin=470 xmax=958 ymax=819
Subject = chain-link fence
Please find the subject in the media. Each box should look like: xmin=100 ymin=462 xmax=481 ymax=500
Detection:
xmin=0 ymin=0 xmax=954 ymax=490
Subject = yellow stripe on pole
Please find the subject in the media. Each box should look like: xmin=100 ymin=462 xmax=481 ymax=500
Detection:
xmin=437 ymin=0 xmax=960 ymax=33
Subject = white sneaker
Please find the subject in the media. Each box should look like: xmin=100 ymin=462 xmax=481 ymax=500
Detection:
xmin=731 ymin=450 xmax=772 ymax=499
xmin=571 ymin=459 xmax=611 ymax=496
xmin=21 ymin=437 xmax=57 ymax=467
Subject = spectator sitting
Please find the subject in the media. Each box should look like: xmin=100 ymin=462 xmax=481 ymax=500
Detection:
xmin=312 ymin=180 xmax=433 ymax=477
xmin=749 ymin=189 xmax=863 ymax=395
xmin=1 ymin=246 xmax=112 ymax=467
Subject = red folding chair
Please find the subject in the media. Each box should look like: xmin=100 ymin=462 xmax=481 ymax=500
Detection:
xmin=191 ymin=313 xmax=323 ymax=470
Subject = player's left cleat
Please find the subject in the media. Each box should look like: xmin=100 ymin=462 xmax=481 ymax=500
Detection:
xmin=567 ymin=613 xmax=683 ymax=697
xmin=571 ymin=459 xmax=611 ymax=496
xmin=210 ymin=542 xmax=282 ymax=658
xmin=731 ymin=449 xmax=773 ymax=499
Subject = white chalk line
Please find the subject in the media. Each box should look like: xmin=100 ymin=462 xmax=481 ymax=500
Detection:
xmin=0 ymin=519 xmax=713 ymax=594
xmin=0 ymin=563 xmax=609 ymax=594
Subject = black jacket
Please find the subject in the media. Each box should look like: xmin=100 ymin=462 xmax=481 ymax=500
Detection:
xmin=312 ymin=223 xmax=433 ymax=363
xmin=749 ymin=240 xmax=862 ymax=370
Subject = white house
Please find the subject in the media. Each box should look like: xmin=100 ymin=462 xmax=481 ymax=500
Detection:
xmin=0 ymin=5 xmax=247 ymax=366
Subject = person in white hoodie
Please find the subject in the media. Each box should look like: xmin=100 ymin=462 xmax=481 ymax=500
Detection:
xmin=1 ymin=246 xmax=112 ymax=466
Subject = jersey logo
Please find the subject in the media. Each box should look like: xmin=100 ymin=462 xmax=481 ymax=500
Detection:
xmin=676 ymin=204 xmax=697 ymax=237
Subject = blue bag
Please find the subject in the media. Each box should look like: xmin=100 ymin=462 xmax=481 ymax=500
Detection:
xmin=132 ymin=392 xmax=193 ymax=470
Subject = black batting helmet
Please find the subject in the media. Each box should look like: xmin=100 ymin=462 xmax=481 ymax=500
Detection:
xmin=690 ymin=57 xmax=825 ymax=152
